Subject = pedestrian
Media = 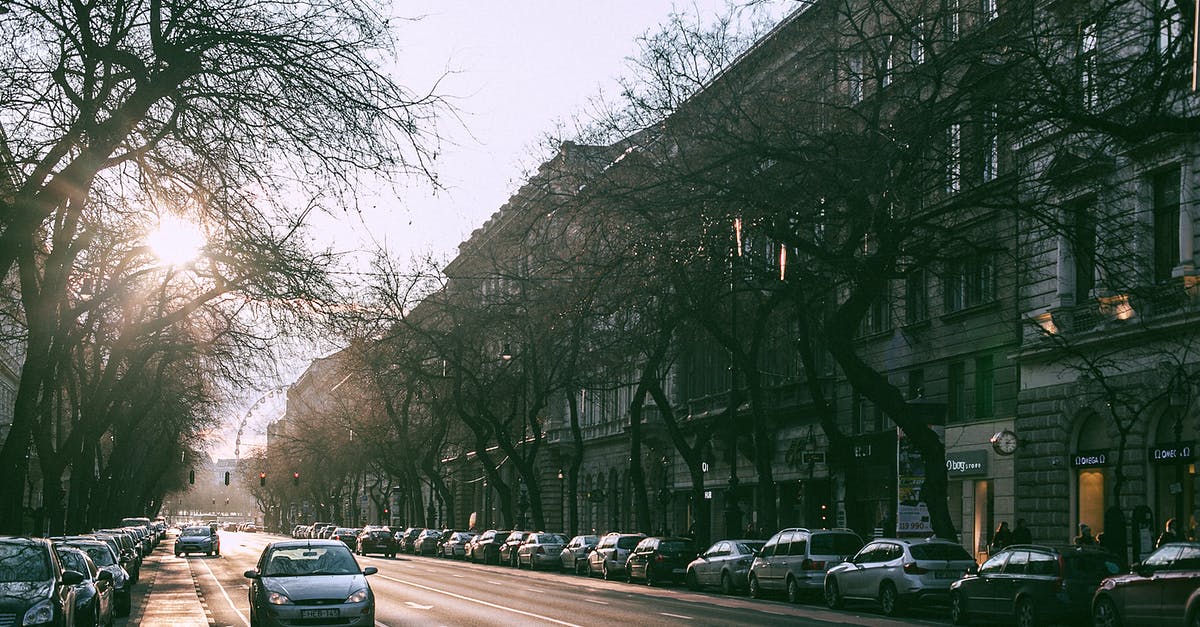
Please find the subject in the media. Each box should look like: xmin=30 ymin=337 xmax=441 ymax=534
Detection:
xmin=1156 ymin=518 xmax=1180 ymax=548
xmin=1075 ymin=523 xmax=1097 ymax=546
xmin=990 ymin=521 xmax=1013 ymax=553
xmin=745 ymin=521 xmax=758 ymax=539
xmin=1011 ymin=518 xmax=1032 ymax=545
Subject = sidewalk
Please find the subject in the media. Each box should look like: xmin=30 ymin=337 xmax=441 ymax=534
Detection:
xmin=129 ymin=552 xmax=210 ymax=627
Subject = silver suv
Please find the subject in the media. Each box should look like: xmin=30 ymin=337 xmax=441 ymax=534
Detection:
xmin=587 ymin=532 xmax=645 ymax=580
xmin=749 ymin=527 xmax=863 ymax=603
xmin=824 ymin=537 xmax=977 ymax=616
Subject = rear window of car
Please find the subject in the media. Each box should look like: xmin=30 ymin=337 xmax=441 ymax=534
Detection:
xmin=0 ymin=543 xmax=50 ymax=581
xmin=811 ymin=533 xmax=862 ymax=555
xmin=1066 ymin=553 xmax=1121 ymax=578
xmin=369 ymin=531 xmax=390 ymax=539
xmin=737 ymin=541 xmax=765 ymax=555
xmin=617 ymin=536 xmax=642 ymax=550
xmin=910 ymin=543 xmax=973 ymax=561
xmin=659 ymin=541 xmax=694 ymax=553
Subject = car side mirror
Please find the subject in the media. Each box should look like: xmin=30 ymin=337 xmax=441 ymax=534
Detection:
xmin=244 ymin=570 xmax=260 ymax=579
xmin=363 ymin=567 xmax=378 ymax=576
xmin=61 ymin=570 xmax=85 ymax=586
xmin=1136 ymin=564 xmax=1153 ymax=578
xmin=97 ymin=570 xmax=113 ymax=582
xmin=967 ymin=565 xmax=979 ymax=575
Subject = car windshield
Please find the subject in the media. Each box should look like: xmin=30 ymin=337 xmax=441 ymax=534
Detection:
xmin=617 ymin=536 xmax=642 ymax=550
xmin=910 ymin=543 xmax=974 ymax=561
xmin=264 ymin=546 xmax=360 ymax=576
xmin=57 ymin=551 xmax=89 ymax=576
xmin=540 ymin=534 xmax=568 ymax=544
xmin=182 ymin=527 xmax=210 ymax=537
xmin=736 ymin=541 xmax=765 ymax=554
xmin=369 ymin=531 xmax=390 ymax=539
xmin=811 ymin=533 xmax=862 ymax=555
xmin=0 ymin=543 xmax=51 ymax=581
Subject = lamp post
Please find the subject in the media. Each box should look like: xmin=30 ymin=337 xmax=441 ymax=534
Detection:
xmin=725 ymin=217 xmax=744 ymax=538
xmin=557 ymin=469 xmax=565 ymax=532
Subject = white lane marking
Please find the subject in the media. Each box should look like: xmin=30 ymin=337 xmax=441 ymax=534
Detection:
xmin=451 ymin=574 xmax=465 ymax=578
xmin=486 ymin=580 xmax=504 ymax=585
xmin=405 ymin=602 xmax=434 ymax=610
xmin=378 ymin=574 xmax=582 ymax=627
xmin=584 ymin=599 xmax=608 ymax=605
xmin=525 ymin=587 xmax=545 ymax=593
xmin=661 ymin=612 xmax=692 ymax=620
xmin=198 ymin=559 xmax=250 ymax=627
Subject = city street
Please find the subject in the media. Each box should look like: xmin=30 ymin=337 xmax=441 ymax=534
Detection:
xmin=124 ymin=531 xmax=955 ymax=627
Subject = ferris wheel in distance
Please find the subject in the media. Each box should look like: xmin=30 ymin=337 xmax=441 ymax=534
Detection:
xmin=234 ymin=385 xmax=291 ymax=459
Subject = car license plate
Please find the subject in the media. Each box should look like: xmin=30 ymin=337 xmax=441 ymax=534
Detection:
xmin=300 ymin=609 xmax=339 ymax=619
xmin=935 ymin=570 xmax=960 ymax=579
xmin=672 ymin=568 xmax=685 ymax=574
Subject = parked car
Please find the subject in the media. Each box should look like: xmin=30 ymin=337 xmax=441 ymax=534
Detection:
xmin=0 ymin=537 xmax=82 ymax=627
xmin=499 ymin=531 xmax=529 ymax=567
xmin=92 ymin=532 xmax=140 ymax=585
xmin=686 ymin=538 xmax=765 ymax=594
xmin=56 ymin=539 xmax=131 ymax=616
xmin=627 ymin=536 xmax=698 ymax=586
xmin=398 ymin=528 xmax=423 ymax=554
xmin=440 ymin=531 xmax=476 ymax=559
xmin=245 ymin=539 xmax=377 ymax=627
xmin=357 ymin=528 xmax=398 ymax=557
xmin=174 ymin=525 xmax=221 ymax=557
xmin=560 ymin=535 xmax=600 ymax=574
xmin=331 ymin=527 xmax=359 ymax=547
xmin=949 ymin=545 xmax=1122 ymax=627
xmin=471 ymin=530 xmax=512 ymax=565
xmin=588 ymin=533 xmax=646 ymax=580
xmin=748 ymin=527 xmax=864 ymax=603
xmin=1092 ymin=541 xmax=1200 ymax=626
xmin=824 ymin=537 xmax=976 ymax=616
xmin=517 ymin=533 xmax=570 ymax=570
xmin=414 ymin=529 xmax=443 ymax=556
xmin=56 ymin=545 xmax=115 ymax=627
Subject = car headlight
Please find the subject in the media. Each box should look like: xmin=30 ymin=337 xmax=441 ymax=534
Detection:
xmin=22 ymin=600 xmax=54 ymax=626
xmin=267 ymin=591 xmax=291 ymax=605
xmin=345 ymin=588 xmax=369 ymax=604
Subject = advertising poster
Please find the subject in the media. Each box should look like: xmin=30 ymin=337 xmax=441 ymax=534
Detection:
xmin=896 ymin=424 xmax=944 ymax=536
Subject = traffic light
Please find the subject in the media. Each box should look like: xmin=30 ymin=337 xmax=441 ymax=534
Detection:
xmin=292 ymin=472 xmax=300 ymax=486
xmin=189 ymin=469 xmax=195 ymax=485
xmin=259 ymin=472 xmax=266 ymax=487
xmin=224 ymin=471 xmax=230 ymax=486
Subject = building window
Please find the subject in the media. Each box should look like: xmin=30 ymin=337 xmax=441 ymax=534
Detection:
xmin=947 ymin=123 xmax=962 ymax=193
xmin=1158 ymin=0 xmax=1184 ymax=58
xmin=873 ymin=402 xmax=886 ymax=432
xmin=1080 ymin=22 xmax=1098 ymax=110
xmin=944 ymin=253 xmax=995 ymax=312
xmin=1070 ymin=199 xmax=1097 ymax=300
xmin=1153 ymin=166 xmax=1181 ymax=283
xmin=883 ymin=36 xmax=894 ymax=88
xmin=909 ymin=368 xmax=925 ymax=399
xmin=948 ymin=361 xmax=965 ymax=423
xmin=981 ymin=0 xmax=998 ymax=21
xmin=945 ymin=0 xmax=960 ymax=39
xmin=848 ymin=54 xmax=865 ymax=103
xmin=974 ymin=355 xmax=994 ymax=418
xmin=906 ymin=269 xmax=930 ymax=323
xmin=982 ymin=107 xmax=999 ymax=182
xmin=860 ymin=294 xmax=892 ymax=336
xmin=911 ymin=16 xmax=926 ymax=64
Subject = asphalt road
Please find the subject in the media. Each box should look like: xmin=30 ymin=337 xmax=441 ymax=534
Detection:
xmin=164 ymin=531 xmax=956 ymax=627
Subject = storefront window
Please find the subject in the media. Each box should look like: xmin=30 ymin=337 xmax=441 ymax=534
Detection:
xmin=1078 ymin=469 xmax=1106 ymax=536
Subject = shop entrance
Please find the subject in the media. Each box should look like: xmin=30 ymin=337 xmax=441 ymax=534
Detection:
xmin=1152 ymin=409 xmax=1196 ymax=537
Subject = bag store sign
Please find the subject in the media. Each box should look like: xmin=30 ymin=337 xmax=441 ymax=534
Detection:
xmin=945 ymin=450 xmax=988 ymax=476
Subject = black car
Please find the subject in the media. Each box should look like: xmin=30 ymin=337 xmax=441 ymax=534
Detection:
xmin=0 ymin=536 xmax=83 ymax=627
xmin=1093 ymin=541 xmax=1200 ymax=626
xmin=949 ymin=544 xmax=1122 ymax=627
xmin=55 ymin=546 xmax=115 ymax=627
xmin=626 ymin=536 xmax=698 ymax=586
xmin=472 ymin=530 xmax=512 ymax=565
xmin=56 ymin=539 xmax=131 ymax=617
xmin=356 ymin=528 xmax=398 ymax=557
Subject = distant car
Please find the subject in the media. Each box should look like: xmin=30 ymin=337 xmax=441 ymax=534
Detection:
xmin=243 ymin=524 xmax=257 ymax=533
xmin=517 ymin=533 xmax=569 ymax=570
xmin=397 ymin=528 xmax=423 ymax=554
xmin=949 ymin=545 xmax=1122 ymax=627
xmin=588 ymin=533 xmax=646 ymax=580
xmin=498 ymin=531 xmax=528 ymax=567
xmin=749 ymin=527 xmax=863 ymax=603
xmin=440 ymin=531 xmax=476 ymax=559
xmin=824 ymin=537 xmax=977 ymax=616
xmin=686 ymin=539 xmax=764 ymax=594
xmin=0 ymin=537 xmax=82 ymax=627
xmin=175 ymin=525 xmax=220 ymax=557
xmin=357 ymin=528 xmax=398 ymax=557
xmin=414 ymin=529 xmax=442 ymax=556
xmin=1092 ymin=541 xmax=1200 ymax=626
xmin=56 ymin=545 xmax=115 ymax=627
xmin=471 ymin=530 xmax=512 ymax=565
xmin=56 ymin=539 xmax=132 ymax=616
xmin=560 ymin=535 xmax=599 ymax=574
xmin=627 ymin=536 xmax=697 ymax=586
xmin=331 ymin=527 xmax=359 ymax=547
xmin=245 ymin=540 xmax=377 ymax=627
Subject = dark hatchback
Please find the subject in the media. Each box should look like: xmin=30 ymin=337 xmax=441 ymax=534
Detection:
xmin=0 ymin=537 xmax=83 ymax=627
xmin=627 ymin=536 xmax=698 ymax=586
xmin=1092 ymin=541 xmax=1200 ymax=626
xmin=949 ymin=544 xmax=1122 ymax=627
xmin=356 ymin=528 xmax=397 ymax=557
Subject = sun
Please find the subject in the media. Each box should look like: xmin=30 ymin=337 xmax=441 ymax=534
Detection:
xmin=145 ymin=215 xmax=206 ymax=267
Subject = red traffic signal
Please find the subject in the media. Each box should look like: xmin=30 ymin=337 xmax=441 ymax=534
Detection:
xmin=292 ymin=472 xmax=300 ymax=486
xmin=259 ymin=472 xmax=266 ymax=487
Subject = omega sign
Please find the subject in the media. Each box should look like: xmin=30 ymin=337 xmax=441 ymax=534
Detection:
xmin=1072 ymin=449 xmax=1109 ymax=468
xmin=1150 ymin=443 xmax=1195 ymax=464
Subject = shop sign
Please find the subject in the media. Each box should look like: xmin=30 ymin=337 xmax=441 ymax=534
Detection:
xmin=945 ymin=450 xmax=989 ymax=476
xmin=804 ymin=451 xmax=826 ymax=464
xmin=1071 ymin=449 xmax=1109 ymax=468
xmin=854 ymin=444 xmax=872 ymax=458
xmin=1150 ymin=442 xmax=1194 ymax=464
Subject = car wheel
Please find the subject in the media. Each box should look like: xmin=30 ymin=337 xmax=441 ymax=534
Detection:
xmin=645 ymin=566 xmax=656 ymax=587
xmin=950 ymin=591 xmax=969 ymax=625
xmin=825 ymin=578 xmax=844 ymax=609
xmin=1015 ymin=596 xmax=1039 ymax=627
xmin=786 ymin=576 xmax=803 ymax=604
xmin=720 ymin=571 xmax=735 ymax=595
xmin=1092 ymin=595 xmax=1120 ymax=627
xmin=685 ymin=570 xmax=700 ymax=591
xmin=748 ymin=574 xmax=762 ymax=599
xmin=577 ymin=559 xmax=588 ymax=576
xmin=879 ymin=581 xmax=901 ymax=616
